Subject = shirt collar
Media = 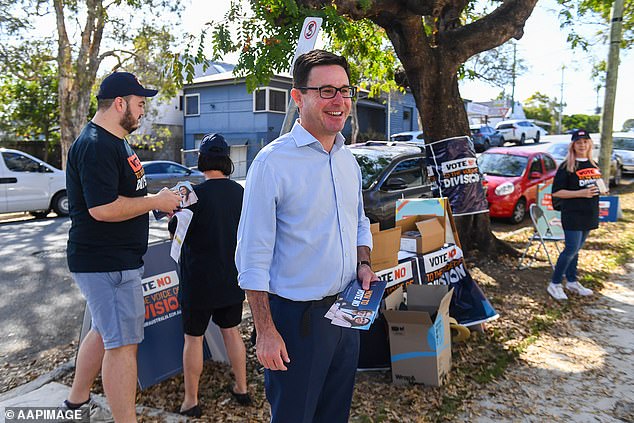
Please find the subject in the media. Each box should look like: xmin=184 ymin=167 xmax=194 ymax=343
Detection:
xmin=291 ymin=120 xmax=345 ymax=153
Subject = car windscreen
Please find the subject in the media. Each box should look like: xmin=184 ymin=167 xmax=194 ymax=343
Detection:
xmin=613 ymin=137 xmax=634 ymax=151
xmin=351 ymin=149 xmax=404 ymax=189
xmin=470 ymin=128 xmax=481 ymax=134
xmin=477 ymin=153 xmax=528 ymax=177
xmin=496 ymin=123 xmax=514 ymax=130
xmin=548 ymin=144 xmax=569 ymax=158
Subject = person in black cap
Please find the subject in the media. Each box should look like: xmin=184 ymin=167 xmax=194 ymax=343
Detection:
xmin=168 ymin=133 xmax=251 ymax=417
xmin=63 ymin=72 xmax=182 ymax=421
xmin=548 ymin=129 xmax=601 ymax=300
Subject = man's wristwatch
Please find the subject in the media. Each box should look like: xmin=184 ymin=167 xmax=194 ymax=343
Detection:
xmin=357 ymin=260 xmax=371 ymax=271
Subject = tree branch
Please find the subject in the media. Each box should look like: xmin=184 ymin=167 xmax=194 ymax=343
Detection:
xmin=97 ymin=49 xmax=138 ymax=63
xmin=440 ymin=0 xmax=539 ymax=64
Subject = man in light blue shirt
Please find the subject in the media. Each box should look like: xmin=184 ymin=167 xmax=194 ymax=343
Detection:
xmin=236 ymin=50 xmax=376 ymax=423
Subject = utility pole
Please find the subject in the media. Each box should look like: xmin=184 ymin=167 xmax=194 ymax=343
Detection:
xmin=558 ymin=65 xmax=565 ymax=134
xmin=599 ymin=0 xmax=625 ymax=186
xmin=510 ymin=42 xmax=516 ymax=116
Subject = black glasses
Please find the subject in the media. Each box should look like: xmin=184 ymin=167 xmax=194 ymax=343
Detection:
xmin=295 ymin=85 xmax=357 ymax=99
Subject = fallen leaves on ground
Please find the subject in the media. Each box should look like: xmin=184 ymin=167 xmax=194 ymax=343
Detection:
xmin=3 ymin=183 xmax=633 ymax=422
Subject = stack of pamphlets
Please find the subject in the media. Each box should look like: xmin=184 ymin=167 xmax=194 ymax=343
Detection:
xmin=324 ymin=279 xmax=387 ymax=330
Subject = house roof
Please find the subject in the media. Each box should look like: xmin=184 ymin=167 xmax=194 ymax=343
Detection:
xmin=186 ymin=71 xmax=292 ymax=89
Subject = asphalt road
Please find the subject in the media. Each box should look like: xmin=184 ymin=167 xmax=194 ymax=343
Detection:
xmin=0 ymin=214 xmax=171 ymax=363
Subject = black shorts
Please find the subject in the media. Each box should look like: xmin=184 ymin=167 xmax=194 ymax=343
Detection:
xmin=181 ymin=302 xmax=244 ymax=336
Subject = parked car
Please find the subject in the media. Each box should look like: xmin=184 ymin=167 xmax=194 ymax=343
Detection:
xmin=470 ymin=124 xmax=505 ymax=152
xmin=495 ymin=119 xmax=542 ymax=145
xmin=390 ymin=130 xmax=425 ymax=145
xmin=0 ymin=148 xmax=68 ymax=217
xmin=521 ymin=137 xmax=623 ymax=186
xmin=349 ymin=141 xmax=433 ymax=228
xmin=141 ymin=160 xmax=206 ymax=193
xmin=477 ymin=147 xmax=558 ymax=223
xmin=612 ymin=132 xmax=634 ymax=174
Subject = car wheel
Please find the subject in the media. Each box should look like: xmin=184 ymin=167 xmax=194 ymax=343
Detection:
xmin=534 ymin=132 xmax=540 ymax=143
xmin=52 ymin=191 xmax=69 ymax=216
xmin=518 ymin=134 xmax=526 ymax=146
xmin=484 ymin=139 xmax=491 ymax=151
xmin=611 ymin=166 xmax=622 ymax=187
xmin=510 ymin=198 xmax=526 ymax=224
xmin=499 ymin=137 xmax=505 ymax=146
xmin=30 ymin=210 xmax=50 ymax=219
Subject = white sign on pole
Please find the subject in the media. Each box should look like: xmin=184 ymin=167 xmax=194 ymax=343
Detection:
xmin=280 ymin=17 xmax=323 ymax=136
xmin=290 ymin=17 xmax=323 ymax=73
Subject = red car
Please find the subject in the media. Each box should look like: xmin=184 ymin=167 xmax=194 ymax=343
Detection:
xmin=477 ymin=147 xmax=558 ymax=223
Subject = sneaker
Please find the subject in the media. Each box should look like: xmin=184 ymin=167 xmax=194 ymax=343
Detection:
xmin=566 ymin=281 xmax=593 ymax=296
xmin=547 ymin=283 xmax=568 ymax=300
xmin=58 ymin=398 xmax=113 ymax=422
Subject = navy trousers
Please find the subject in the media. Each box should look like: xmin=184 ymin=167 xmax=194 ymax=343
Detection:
xmin=265 ymin=295 xmax=360 ymax=423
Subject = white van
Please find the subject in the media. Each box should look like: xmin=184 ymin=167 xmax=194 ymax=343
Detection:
xmin=0 ymin=148 xmax=67 ymax=217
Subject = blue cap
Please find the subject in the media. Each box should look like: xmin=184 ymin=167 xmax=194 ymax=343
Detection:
xmin=199 ymin=133 xmax=229 ymax=157
xmin=96 ymin=72 xmax=158 ymax=100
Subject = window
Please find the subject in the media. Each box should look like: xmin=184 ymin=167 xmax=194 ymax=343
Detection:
xmin=142 ymin=163 xmax=167 ymax=174
xmin=2 ymin=152 xmax=42 ymax=172
xmin=543 ymin=155 xmax=557 ymax=172
xmin=184 ymin=94 xmax=200 ymax=116
xmin=529 ymin=156 xmax=543 ymax=174
xmin=269 ymin=90 xmax=286 ymax=112
xmin=253 ymin=87 xmax=287 ymax=113
xmin=384 ymin=158 xmax=424 ymax=190
xmin=165 ymin=163 xmax=189 ymax=174
xmin=254 ymin=90 xmax=266 ymax=111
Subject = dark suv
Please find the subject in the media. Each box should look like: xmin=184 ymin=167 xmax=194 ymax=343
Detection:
xmin=349 ymin=141 xmax=434 ymax=229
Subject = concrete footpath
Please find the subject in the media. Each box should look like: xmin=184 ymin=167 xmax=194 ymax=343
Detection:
xmin=0 ymin=366 xmax=185 ymax=422
xmin=458 ymin=262 xmax=634 ymax=422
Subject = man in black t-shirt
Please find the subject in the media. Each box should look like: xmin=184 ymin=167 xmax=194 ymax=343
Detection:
xmin=63 ymin=72 xmax=181 ymax=422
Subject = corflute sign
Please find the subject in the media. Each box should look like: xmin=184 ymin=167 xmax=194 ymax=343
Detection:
xmin=425 ymin=136 xmax=488 ymax=216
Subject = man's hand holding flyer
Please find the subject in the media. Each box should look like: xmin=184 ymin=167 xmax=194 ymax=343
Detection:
xmin=152 ymin=181 xmax=198 ymax=220
xmin=325 ymin=280 xmax=387 ymax=330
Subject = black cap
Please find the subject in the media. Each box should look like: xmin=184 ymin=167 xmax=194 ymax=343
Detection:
xmin=199 ymin=133 xmax=229 ymax=157
xmin=96 ymin=72 xmax=158 ymax=100
xmin=571 ymin=129 xmax=591 ymax=142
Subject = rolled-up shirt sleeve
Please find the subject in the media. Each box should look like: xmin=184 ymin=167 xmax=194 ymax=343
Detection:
xmin=236 ymin=159 xmax=277 ymax=292
xmin=354 ymin=163 xmax=372 ymax=249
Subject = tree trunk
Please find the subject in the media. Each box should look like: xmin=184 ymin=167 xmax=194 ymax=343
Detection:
xmin=54 ymin=0 xmax=105 ymax=169
xmin=378 ymin=16 xmax=497 ymax=255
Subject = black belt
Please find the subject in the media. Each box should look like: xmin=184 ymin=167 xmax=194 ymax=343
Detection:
xmin=270 ymin=293 xmax=339 ymax=337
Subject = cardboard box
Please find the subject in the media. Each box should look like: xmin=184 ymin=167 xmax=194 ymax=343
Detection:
xmin=370 ymin=226 xmax=401 ymax=272
xmin=395 ymin=198 xmax=462 ymax=249
xmin=396 ymin=215 xmax=445 ymax=254
xmin=383 ymin=284 xmax=453 ymax=386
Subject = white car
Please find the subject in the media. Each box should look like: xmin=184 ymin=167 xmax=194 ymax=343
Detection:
xmin=0 ymin=148 xmax=68 ymax=217
xmin=495 ymin=119 xmax=542 ymax=145
xmin=612 ymin=132 xmax=634 ymax=174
